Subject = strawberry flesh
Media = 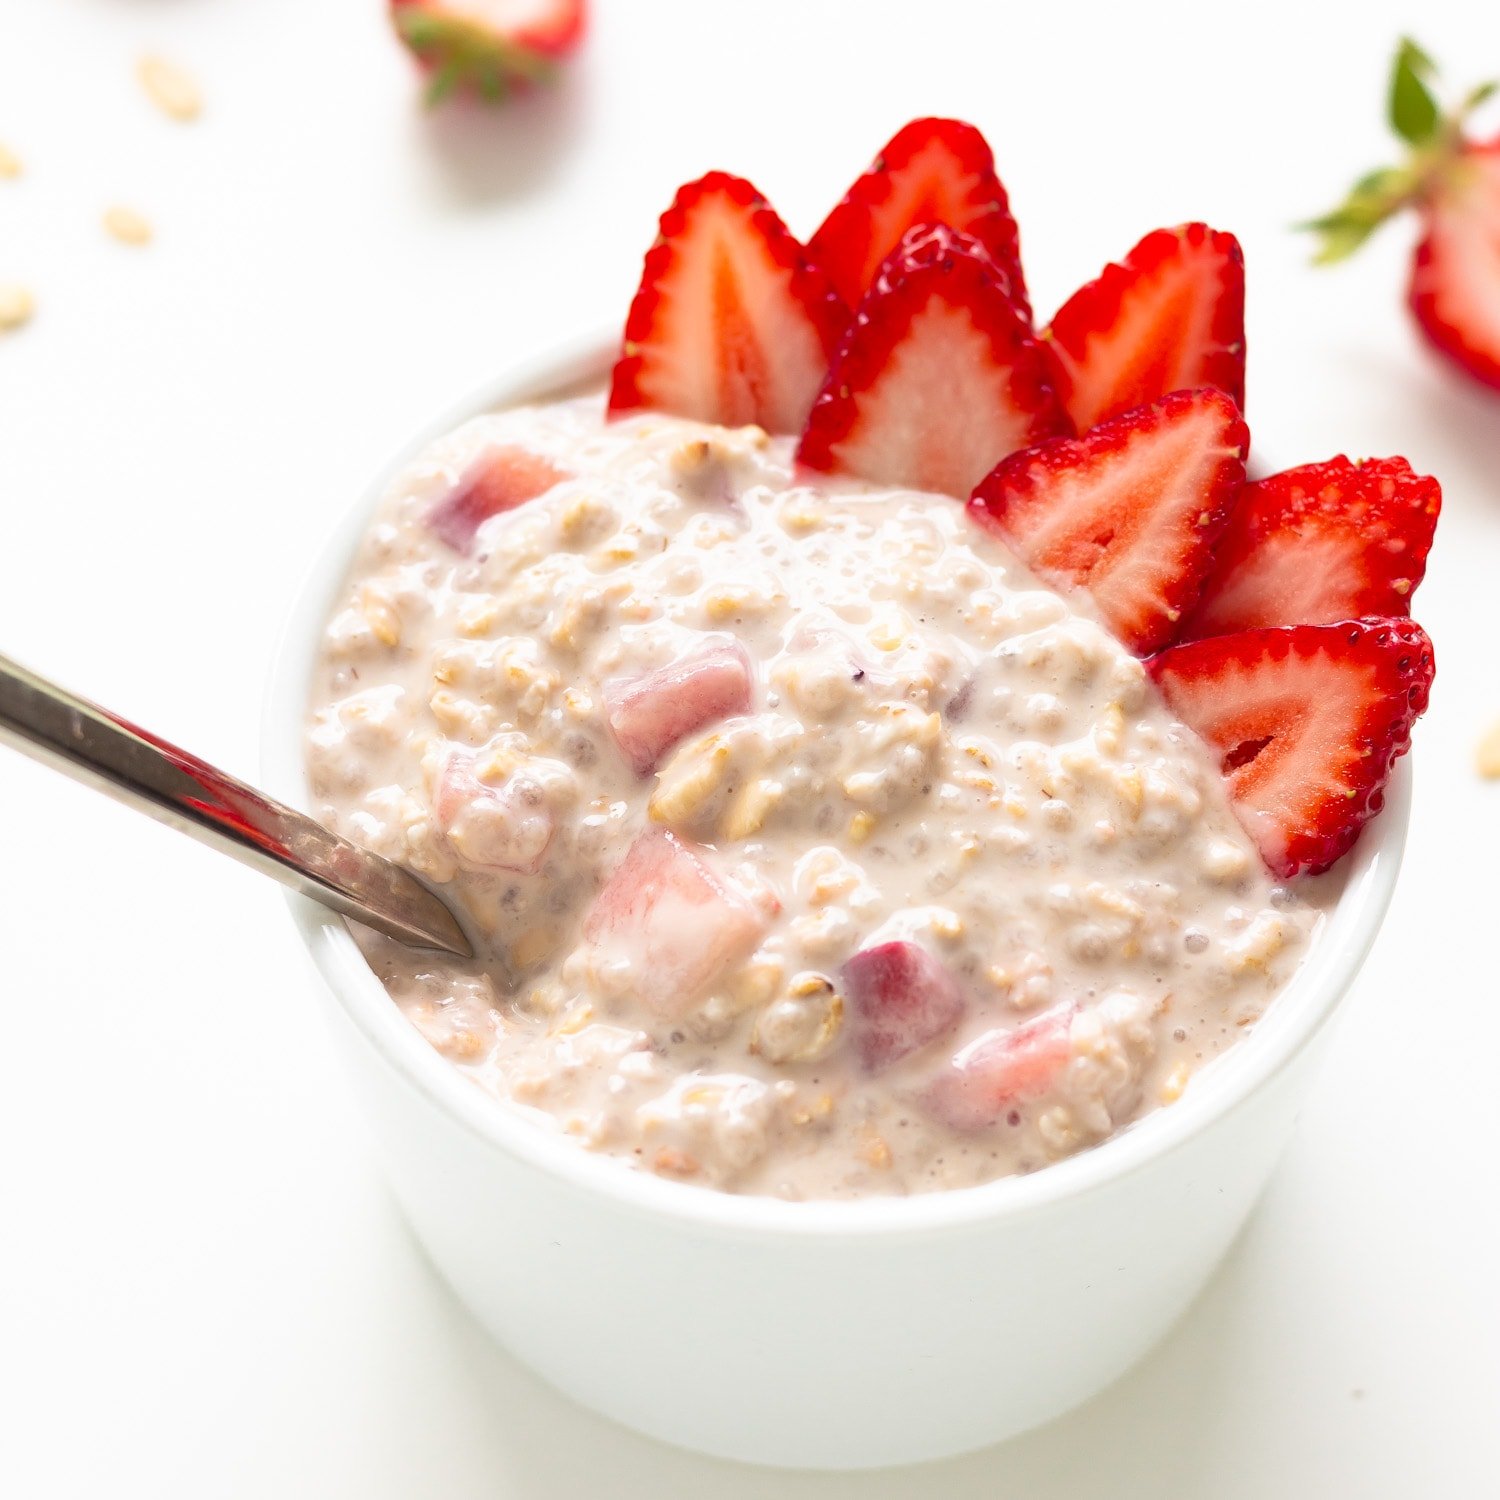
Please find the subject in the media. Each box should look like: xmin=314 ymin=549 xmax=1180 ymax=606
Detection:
xmin=582 ymin=828 xmax=767 ymax=1019
xmin=1410 ymin=137 xmax=1500 ymax=391
xmin=969 ymin=387 xmax=1248 ymax=654
xmin=609 ymin=172 xmax=850 ymax=434
xmin=605 ymin=639 xmax=753 ymax=776
xmin=427 ymin=446 xmax=569 ymax=553
xmin=1044 ymin=223 xmax=1246 ymax=430
xmin=924 ymin=1003 xmax=1077 ymax=1132
xmin=1147 ymin=618 xmax=1434 ymax=877
xmin=808 ymin=117 xmax=1031 ymax=319
xmin=433 ymin=750 xmax=554 ymax=874
xmin=842 ymin=940 xmax=966 ymax=1072
xmin=797 ymin=223 xmax=1070 ymax=499
xmin=1183 ymin=456 xmax=1441 ymax=640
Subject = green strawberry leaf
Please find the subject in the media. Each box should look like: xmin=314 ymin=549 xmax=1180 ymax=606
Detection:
xmin=1461 ymin=79 xmax=1499 ymax=116
xmin=1298 ymin=207 xmax=1386 ymax=265
xmin=1389 ymin=37 xmax=1441 ymax=145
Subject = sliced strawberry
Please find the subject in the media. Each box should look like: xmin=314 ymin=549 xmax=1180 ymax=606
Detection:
xmin=1147 ymin=618 xmax=1433 ymax=877
xmin=1410 ymin=137 xmax=1500 ymax=391
xmin=581 ymin=828 xmax=767 ymax=1019
xmin=968 ymin=388 xmax=1247 ymax=654
xmin=797 ymin=223 xmax=1070 ymax=499
xmin=426 ymin=446 xmax=570 ymax=553
xmin=1183 ymin=456 xmax=1441 ymax=640
xmin=808 ymin=117 xmax=1031 ymax=318
xmin=842 ymin=941 xmax=965 ymax=1072
xmin=390 ymin=0 xmax=586 ymax=105
xmin=605 ymin=638 xmax=753 ymax=776
xmin=1043 ymin=223 xmax=1246 ymax=431
xmin=433 ymin=749 xmax=554 ymax=874
xmin=924 ymin=1003 xmax=1077 ymax=1132
xmin=608 ymin=173 xmax=849 ymax=435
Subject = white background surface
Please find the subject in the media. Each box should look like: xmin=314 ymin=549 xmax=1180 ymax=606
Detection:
xmin=1 ymin=1 xmax=1497 ymax=1493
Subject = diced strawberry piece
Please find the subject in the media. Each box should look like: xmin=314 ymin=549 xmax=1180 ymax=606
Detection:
xmin=1183 ymin=456 xmax=1441 ymax=640
xmin=1147 ymin=618 xmax=1434 ymax=877
xmin=1043 ymin=223 xmax=1246 ymax=430
xmin=797 ymin=223 xmax=1070 ymax=499
xmin=582 ymin=828 xmax=767 ymax=1019
xmin=924 ymin=1003 xmax=1077 ymax=1132
xmin=843 ymin=940 xmax=965 ymax=1072
xmin=608 ymin=172 xmax=850 ymax=434
xmin=1410 ymin=138 xmax=1500 ymax=391
xmin=605 ymin=639 xmax=753 ymax=775
xmin=808 ymin=117 xmax=1032 ymax=318
xmin=968 ymin=388 xmax=1247 ymax=654
xmin=427 ymin=446 xmax=569 ymax=553
xmin=433 ymin=750 xmax=554 ymax=874
xmin=390 ymin=0 xmax=586 ymax=105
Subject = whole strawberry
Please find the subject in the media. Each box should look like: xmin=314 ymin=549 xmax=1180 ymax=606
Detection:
xmin=390 ymin=0 xmax=586 ymax=106
xmin=1305 ymin=38 xmax=1500 ymax=390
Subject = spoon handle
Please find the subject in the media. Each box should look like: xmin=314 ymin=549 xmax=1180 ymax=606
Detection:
xmin=0 ymin=653 xmax=472 ymax=957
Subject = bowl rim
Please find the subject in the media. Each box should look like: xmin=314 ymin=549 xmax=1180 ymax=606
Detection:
xmin=262 ymin=332 xmax=1412 ymax=1242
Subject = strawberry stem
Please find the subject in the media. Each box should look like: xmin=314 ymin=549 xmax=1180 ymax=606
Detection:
xmin=1301 ymin=37 xmax=1498 ymax=264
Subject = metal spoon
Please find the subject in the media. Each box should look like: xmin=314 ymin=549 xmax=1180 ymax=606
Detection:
xmin=0 ymin=652 xmax=472 ymax=958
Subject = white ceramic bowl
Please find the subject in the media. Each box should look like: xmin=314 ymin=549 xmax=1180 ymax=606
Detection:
xmin=263 ymin=339 xmax=1411 ymax=1470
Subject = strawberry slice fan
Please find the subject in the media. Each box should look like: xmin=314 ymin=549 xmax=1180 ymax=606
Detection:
xmin=608 ymin=114 xmax=1439 ymax=882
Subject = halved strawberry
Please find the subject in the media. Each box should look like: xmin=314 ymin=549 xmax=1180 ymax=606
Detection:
xmin=1303 ymin=43 xmax=1500 ymax=392
xmin=1147 ymin=618 xmax=1434 ymax=877
xmin=1043 ymin=223 xmax=1246 ymax=431
xmin=1410 ymin=137 xmax=1500 ymax=390
xmin=968 ymin=388 xmax=1247 ymax=654
xmin=604 ymin=638 xmax=753 ymax=776
xmin=1183 ymin=456 xmax=1441 ymax=640
xmin=797 ymin=223 xmax=1070 ymax=499
xmin=608 ymin=173 xmax=849 ymax=435
xmin=842 ymin=940 xmax=966 ymax=1073
xmin=390 ymin=0 xmax=586 ymax=105
xmin=808 ymin=117 xmax=1031 ymax=318
xmin=924 ymin=1003 xmax=1077 ymax=1133
xmin=426 ymin=446 xmax=570 ymax=552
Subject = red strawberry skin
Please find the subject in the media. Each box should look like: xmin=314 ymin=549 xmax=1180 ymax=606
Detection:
xmin=842 ymin=941 xmax=966 ymax=1073
xmin=1147 ymin=618 xmax=1434 ymax=877
xmin=1409 ymin=137 xmax=1500 ymax=391
xmin=969 ymin=387 xmax=1247 ymax=654
xmin=604 ymin=640 xmax=753 ymax=776
xmin=808 ymin=117 xmax=1031 ymax=319
xmin=609 ymin=172 xmax=850 ymax=435
xmin=391 ymin=0 xmax=586 ymax=102
xmin=1183 ymin=456 xmax=1441 ymax=640
xmin=426 ymin=446 xmax=570 ymax=552
xmin=797 ymin=223 xmax=1069 ymax=499
xmin=1044 ymin=223 xmax=1246 ymax=431
xmin=924 ymin=1003 xmax=1076 ymax=1133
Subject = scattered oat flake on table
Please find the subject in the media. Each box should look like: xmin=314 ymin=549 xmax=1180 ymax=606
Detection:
xmin=0 ymin=143 xmax=22 ymax=179
xmin=137 ymin=54 xmax=202 ymax=121
xmin=103 ymin=206 xmax=153 ymax=246
xmin=1476 ymin=720 xmax=1500 ymax=778
xmin=0 ymin=284 xmax=36 ymax=332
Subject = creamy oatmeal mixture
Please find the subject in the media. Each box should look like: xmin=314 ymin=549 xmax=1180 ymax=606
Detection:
xmin=305 ymin=395 xmax=1330 ymax=1200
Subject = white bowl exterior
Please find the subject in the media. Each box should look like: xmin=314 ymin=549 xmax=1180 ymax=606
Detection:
xmin=266 ymin=341 xmax=1410 ymax=1469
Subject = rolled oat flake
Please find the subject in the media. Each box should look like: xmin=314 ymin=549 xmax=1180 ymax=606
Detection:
xmin=137 ymin=54 xmax=202 ymax=121
xmin=0 ymin=283 xmax=35 ymax=332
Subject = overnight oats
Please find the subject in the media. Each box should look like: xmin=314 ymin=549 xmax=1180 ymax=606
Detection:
xmin=303 ymin=118 xmax=1437 ymax=1201
xmin=310 ymin=398 xmax=1323 ymax=1198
